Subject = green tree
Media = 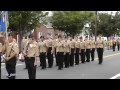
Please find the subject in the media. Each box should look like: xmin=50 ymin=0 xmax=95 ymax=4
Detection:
xmin=113 ymin=11 xmax=120 ymax=36
xmin=8 ymin=11 xmax=48 ymax=51
xmin=97 ymin=12 xmax=120 ymax=38
xmin=51 ymin=11 xmax=94 ymax=36
xmin=9 ymin=11 xmax=48 ymax=34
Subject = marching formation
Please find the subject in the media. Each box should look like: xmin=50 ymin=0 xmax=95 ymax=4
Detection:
xmin=1 ymin=32 xmax=120 ymax=79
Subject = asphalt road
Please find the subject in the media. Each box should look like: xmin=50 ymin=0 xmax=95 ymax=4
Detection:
xmin=1 ymin=49 xmax=120 ymax=79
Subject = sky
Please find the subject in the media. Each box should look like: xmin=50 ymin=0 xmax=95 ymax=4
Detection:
xmin=46 ymin=11 xmax=118 ymax=16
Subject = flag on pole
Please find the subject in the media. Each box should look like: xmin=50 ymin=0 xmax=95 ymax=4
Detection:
xmin=0 ymin=11 xmax=9 ymax=37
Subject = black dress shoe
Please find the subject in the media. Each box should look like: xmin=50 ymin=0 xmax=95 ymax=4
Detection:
xmin=48 ymin=66 xmax=52 ymax=68
xmin=86 ymin=61 xmax=90 ymax=62
xmin=58 ymin=68 xmax=63 ymax=70
xmin=41 ymin=67 xmax=46 ymax=70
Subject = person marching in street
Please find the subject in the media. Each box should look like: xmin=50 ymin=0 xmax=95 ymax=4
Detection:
xmin=46 ymin=34 xmax=54 ymax=68
xmin=53 ymin=34 xmax=59 ymax=66
xmin=2 ymin=33 xmax=19 ymax=79
xmin=0 ymin=33 xmax=3 ymax=62
xmin=85 ymin=36 xmax=91 ymax=62
xmin=80 ymin=37 xmax=86 ymax=63
xmin=56 ymin=35 xmax=64 ymax=70
xmin=64 ymin=36 xmax=70 ymax=68
xmin=23 ymin=34 xmax=37 ymax=79
xmin=0 ymin=42 xmax=2 ymax=61
xmin=90 ymin=37 xmax=96 ymax=61
xmin=69 ymin=36 xmax=75 ymax=67
xmin=38 ymin=36 xmax=47 ymax=70
xmin=0 ymin=33 xmax=3 ymax=76
xmin=21 ymin=36 xmax=28 ymax=69
xmin=75 ymin=36 xmax=80 ymax=65
xmin=96 ymin=34 xmax=105 ymax=65
xmin=112 ymin=38 xmax=116 ymax=52
xmin=116 ymin=38 xmax=120 ymax=51
xmin=34 ymin=39 xmax=39 ymax=68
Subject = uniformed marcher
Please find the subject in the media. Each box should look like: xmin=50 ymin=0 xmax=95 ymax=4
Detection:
xmin=85 ymin=36 xmax=91 ymax=62
xmin=56 ymin=35 xmax=64 ymax=70
xmin=0 ymin=33 xmax=3 ymax=63
xmin=38 ymin=36 xmax=47 ymax=69
xmin=96 ymin=35 xmax=105 ymax=64
xmin=0 ymin=42 xmax=2 ymax=61
xmin=0 ymin=33 xmax=3 ymax=78
xmin=75 ymin=36 xmax=80 ymax=65
xmin=64 ymin=36 xmax=70 ymax=68
xmin=2 ymin=33 xmax=19 ymax=79
xmin=21 ymin=36 xmax=28 ymax=69
xmin=23 ymin=35 xmax=37 ymax=79
xmin=34 ymin=40 xmax=39 ymax=68
xmin=0 ymin=42 xmax=2 ymax=78
xmin=80 ymin=37 xmax=86 ymax=63
xmin=112 ymin=38 xmax=116 ymax=52
xmin=90 ymin=37 xmax=96 ymax=61
xmin=46 ymin=34 xmax=54 ymax=68
xmin=53 ymin=34 xmax=59 ymax=66
xmin=69 ymin=36 xmax=75 ymax=67
xmin=116 ymin=38 xmax=120 ymax=51
xmin=0 ymin=34 xmax=2 ymax=62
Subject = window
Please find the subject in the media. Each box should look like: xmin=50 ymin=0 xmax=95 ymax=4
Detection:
xmin=38 ymin=32 xmax=42 ymax=38
xmin=50 ymin=32 xmax=53 ymax=38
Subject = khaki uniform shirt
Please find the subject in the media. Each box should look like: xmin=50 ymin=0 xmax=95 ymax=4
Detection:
xmin=117 ymin=40 xmax=120 ymax=45
xmin=69 ymin=39 xmax=75 ymax=49
xmin=56 ymin=41 xmax=64 ymax=52
xmin=5 ymin=41 xmax=19 ymax=57
xmin=90 ymin=40 xmax=96 ymax=48
xmin=46 ymin=39 xmax=53 ymax=47
xmin=75 ymin=40 xmax=80 ymax=48
xmin=64 ymin=41 xmax=70 ymax=53
xmin=39 ymin=41 xmax=47 ymax=53
xmin=80 ymin=41 xmax=86 ymax=49
xmin=0 ymin=43 xmax=2 ymax=53
xmin=34 ymin=41 xmax=39 ymax=56
xmin=85 ymin=40 xmax=91 ymax=49
xmin=53 ymin=39 xmax=59 ymax=48
xmin=96 ymin=39 xmax=105 ymax=48
xmin=24 ymin=41 xmax=37 ymax=57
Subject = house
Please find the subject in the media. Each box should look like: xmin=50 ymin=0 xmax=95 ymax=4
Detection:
xmin=34 ymin=24 xmax=65 ymax=40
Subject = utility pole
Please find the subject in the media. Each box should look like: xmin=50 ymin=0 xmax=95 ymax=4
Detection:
xmin=95 ymin=11 xmax=98 ymax=41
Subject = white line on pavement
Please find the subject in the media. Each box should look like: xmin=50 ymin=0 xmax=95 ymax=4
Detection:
xmin=110 ymin=73 xmax=120 ymax=79
xmin=94 ymin=53 xmax=120 ymax=60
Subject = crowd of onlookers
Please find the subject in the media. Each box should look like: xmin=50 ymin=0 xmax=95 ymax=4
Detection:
xmin=105 ymin=38 xmax=120 ymax=51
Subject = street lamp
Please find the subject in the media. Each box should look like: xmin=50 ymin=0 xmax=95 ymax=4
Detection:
xmin=95 ymin=11 xmax=97 ymax=41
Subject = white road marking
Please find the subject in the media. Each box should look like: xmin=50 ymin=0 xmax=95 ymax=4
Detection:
xmin=94 ymin=53 xmax=120 ymax=60
xmin=17 ymin=64 xmax=24 ymax=66
xmin=110 ymin=73 xmax=120 ymax=79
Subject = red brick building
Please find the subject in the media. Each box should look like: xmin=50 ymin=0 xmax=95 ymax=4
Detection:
xmin=34 ymin=24 xmax=65 ymax=40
